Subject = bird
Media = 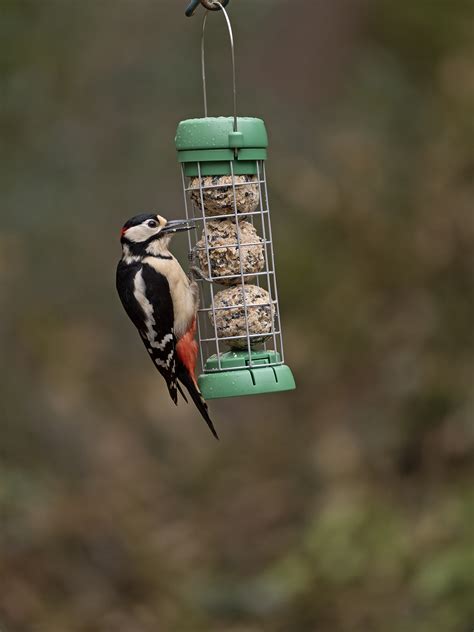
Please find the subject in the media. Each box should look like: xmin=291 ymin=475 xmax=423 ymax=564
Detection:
xmin=116 ymin=212 xmax=218 ymax=439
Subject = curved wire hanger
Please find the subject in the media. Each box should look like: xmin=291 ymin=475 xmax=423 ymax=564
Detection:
xmin=201 ymin=1 xmax=238 ymax=132
xmin=185 ymin=0 xmax=230 ymax=17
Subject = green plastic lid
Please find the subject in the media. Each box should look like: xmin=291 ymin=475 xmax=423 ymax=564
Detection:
xmin=198 ymin=350 xmax=296 ymax=400
xmin=175 ymin=117 xmax=268 ymax=177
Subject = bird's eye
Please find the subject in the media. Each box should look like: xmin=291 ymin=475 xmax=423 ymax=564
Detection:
xmin=147 ymin=220 xmax=158 ymax=228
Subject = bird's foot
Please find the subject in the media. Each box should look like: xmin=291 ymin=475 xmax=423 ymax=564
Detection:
xmin=189 ymin=265 xmax=211 ymax=283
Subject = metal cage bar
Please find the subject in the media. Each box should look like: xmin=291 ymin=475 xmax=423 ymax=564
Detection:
xmin=180 ymin=160 xmax=286 ymax=373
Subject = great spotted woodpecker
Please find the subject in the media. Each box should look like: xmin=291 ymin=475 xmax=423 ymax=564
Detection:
xmin=116 ymin=213 xmax=218 ymax=439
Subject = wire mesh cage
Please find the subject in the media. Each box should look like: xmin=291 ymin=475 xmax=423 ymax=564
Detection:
xmin=175 ymin=4 xmax=295 ymax=399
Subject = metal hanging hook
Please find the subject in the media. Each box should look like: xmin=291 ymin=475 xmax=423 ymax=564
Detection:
xmin=185 ymin=0 xmax=230 ymax=18
xmin=201 ymin=1 xmax=238 ymax=133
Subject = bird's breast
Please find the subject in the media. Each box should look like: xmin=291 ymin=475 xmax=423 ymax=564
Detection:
xmin=143 ymin=255 xmax=197 ymax=339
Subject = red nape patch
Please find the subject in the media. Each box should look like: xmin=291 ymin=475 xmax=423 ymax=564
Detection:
xmin=120 ymin=227 xmax=128 ymax=237
xmin=176 ymin=318 xmax=198 ymax=387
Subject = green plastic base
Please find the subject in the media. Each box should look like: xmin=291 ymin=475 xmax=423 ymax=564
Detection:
xmin=198 ymin=350 xmax=296 ymax=400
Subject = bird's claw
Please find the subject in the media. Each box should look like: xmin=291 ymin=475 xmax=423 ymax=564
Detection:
xmin=188 ymin=247 xmax=209 ymax=282
xmin=189 ymin=265 xmax=211 ymax=283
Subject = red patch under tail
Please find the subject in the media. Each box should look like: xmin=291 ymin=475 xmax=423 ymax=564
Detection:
xmin=176 ymin=318 xmax=199 ymax=387
xmin=176 ymin=318 xmax=218 ymax=439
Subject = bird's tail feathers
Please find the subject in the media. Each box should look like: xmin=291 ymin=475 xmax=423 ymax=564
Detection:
xmin=177 ymin=382 xmax=189 ymax=404
xmin=178 ymin=368 xmax=218 ymax=440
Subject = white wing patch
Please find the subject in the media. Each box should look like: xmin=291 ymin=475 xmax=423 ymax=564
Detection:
xmin=133 ymin=269 xmax=155 ymax=335
xmin=150 ymin=332 xmax=174 ymax=351
xmin=133 ymin=269 xmax=174 ymax=355
xmin=154 ymin=349 xmax=174 ymax=369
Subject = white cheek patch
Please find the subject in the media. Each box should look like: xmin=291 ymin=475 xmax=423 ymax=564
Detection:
xmin=125 ymin=223 xmax=161 ymax=243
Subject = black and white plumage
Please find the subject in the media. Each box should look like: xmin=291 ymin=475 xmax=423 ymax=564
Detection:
xmin=116 ymin=213 xmax=218 ymax=439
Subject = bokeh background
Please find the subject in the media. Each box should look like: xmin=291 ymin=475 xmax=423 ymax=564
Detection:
xmin=1 ymin=1 xmax=474 ymax=630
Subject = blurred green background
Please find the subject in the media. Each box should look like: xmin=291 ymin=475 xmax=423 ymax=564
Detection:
xmin=1 ymin=1 xmax=474 ymax=631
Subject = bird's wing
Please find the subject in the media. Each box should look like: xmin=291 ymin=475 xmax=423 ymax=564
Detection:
xmin=116 ymin=260 xmax=179 ymax=404
xmin=116 ymin=260 xmax=217 ymax=438
xmin=139 ymin=263 xmax=179 ymax=404
xmin=116 ymin=261 xmax=146 ymax=330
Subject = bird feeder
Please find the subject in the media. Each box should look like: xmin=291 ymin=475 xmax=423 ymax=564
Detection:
xmin=175 ymin=1 xmax=295 ymax=399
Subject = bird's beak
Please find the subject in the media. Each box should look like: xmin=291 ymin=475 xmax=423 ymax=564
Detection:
xmin=161 ymin=219 xmax=195 ymax=234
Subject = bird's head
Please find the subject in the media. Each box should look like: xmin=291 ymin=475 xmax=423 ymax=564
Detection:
xmin=120 ymin=213 xmax=194 ymax=257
